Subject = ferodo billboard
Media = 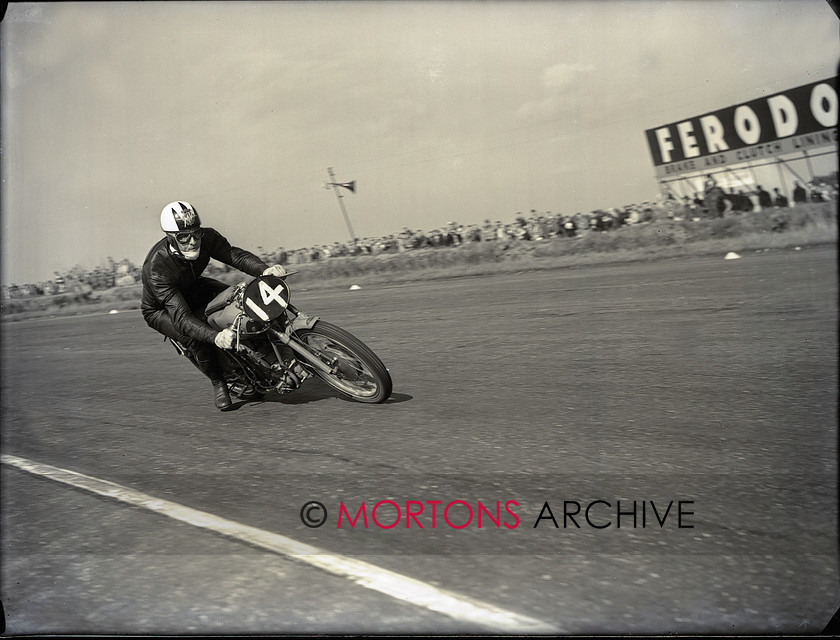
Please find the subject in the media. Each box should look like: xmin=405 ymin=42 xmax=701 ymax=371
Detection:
xmin=645 ymin=78 xmax=837 ymax=179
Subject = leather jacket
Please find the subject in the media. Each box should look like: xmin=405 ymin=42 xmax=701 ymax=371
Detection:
xmin=141 ymin=228 xmax=268 ymax=343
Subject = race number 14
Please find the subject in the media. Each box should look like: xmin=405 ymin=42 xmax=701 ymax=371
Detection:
xmin=259 ymin=280 xmax=287 ymax=308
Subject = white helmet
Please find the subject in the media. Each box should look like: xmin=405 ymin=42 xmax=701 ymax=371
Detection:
xmin=161 ymin=201 xmax=203 ymax=260
xmin=160 ymin=201 xmax=201 ymax=233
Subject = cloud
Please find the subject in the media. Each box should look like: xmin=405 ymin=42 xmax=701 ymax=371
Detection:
xmin=515 ymin=61 xmax=597 ymax=122
xmin=516 ymin=96 xmax=565 ymax=121
xmin=542 ymin=62 xmax=595 ymax=91
xmin=365 ymin=96 xmax=431 ymax=137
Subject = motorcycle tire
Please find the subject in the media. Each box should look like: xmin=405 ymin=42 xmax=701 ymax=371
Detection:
xmin=293 ymin=321 xmax=392 ymax=403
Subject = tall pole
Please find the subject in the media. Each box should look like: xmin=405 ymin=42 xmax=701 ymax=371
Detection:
xmin=774 ymin=158 xmax=790 ymax=205
xmin=327 ymin=167 xmax=356 ymax=240
xmin=802 ymin=150 xmax=815 ymax=182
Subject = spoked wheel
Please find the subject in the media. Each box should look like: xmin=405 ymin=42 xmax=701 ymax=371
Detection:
xmin=293 ymin=321 xmax=392 ymax=403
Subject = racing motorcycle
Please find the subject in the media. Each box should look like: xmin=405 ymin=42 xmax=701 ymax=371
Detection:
xmin=173 ymin=273 xmax=392 ymax=404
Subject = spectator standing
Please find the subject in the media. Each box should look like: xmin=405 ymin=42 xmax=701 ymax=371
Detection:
xmin=562 ymin=216 xmax=578 ymax=237
xmin=704 ymin=174 xmax=724 ymax=217
xmin=481 ymin=219 xmax=496 ymax=241
xmin=756 ymin=185 xmax=772 ymax=210
xmin=792 ymin=181 xmax=808 ymax=204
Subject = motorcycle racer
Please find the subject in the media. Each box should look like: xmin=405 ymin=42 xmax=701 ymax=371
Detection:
xmin=141 ymin=201 xmax=287 ymax=410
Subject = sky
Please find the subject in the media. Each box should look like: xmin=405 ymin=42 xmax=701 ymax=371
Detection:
xmin=1 ymin=0 xmax=838 ymax=285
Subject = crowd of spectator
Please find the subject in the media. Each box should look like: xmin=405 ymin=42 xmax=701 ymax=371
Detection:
xmin=273 ymin=202 xmax=660 ymax=266
xmin=682 ymin=175 xmax=837 ymax=218
xmin=270 ymin=176 xmax=837 ymax=266
xmin=3 ymin=258 xmax=139 ymax=299
xmin=3 ymin=174 xmax=836 ymax=300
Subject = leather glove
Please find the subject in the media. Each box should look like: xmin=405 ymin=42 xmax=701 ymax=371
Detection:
xmin=214 ymin=328 xmax=236 ymax=349
xmin=262 ymin=264 xmax=287 ymax=278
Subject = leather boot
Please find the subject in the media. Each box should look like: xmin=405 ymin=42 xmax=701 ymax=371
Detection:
xmin=212 ymin=378 xmax=233 ymax=411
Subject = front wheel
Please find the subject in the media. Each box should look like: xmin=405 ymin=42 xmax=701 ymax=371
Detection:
xmin=293 ymin=321 xmax=392 ymax=403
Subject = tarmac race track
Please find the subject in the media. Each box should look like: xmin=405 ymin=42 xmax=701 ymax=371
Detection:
xmin=2 ymin=245 xmax=838 ymax=634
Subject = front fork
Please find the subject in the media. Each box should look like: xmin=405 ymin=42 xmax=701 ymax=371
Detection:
xmin=269 ymin=327 xmax=337 ymax=377
xmin=267 ymin=306 xmax=337 ymax=377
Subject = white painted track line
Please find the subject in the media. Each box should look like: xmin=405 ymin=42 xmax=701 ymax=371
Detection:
xmin=2 ymin=453 xmax=559 ymax=634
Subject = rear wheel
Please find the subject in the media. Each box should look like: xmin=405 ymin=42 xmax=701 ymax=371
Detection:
xmin=293 ymin=321 xmax=392 ymax=403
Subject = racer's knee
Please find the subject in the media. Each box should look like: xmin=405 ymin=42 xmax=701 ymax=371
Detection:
xmin=188 ymin=339 xmax=216 ymax=362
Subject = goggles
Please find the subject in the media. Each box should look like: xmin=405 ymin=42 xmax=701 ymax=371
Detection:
xmin=173 ymin=228 xmax=204 ymax=244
